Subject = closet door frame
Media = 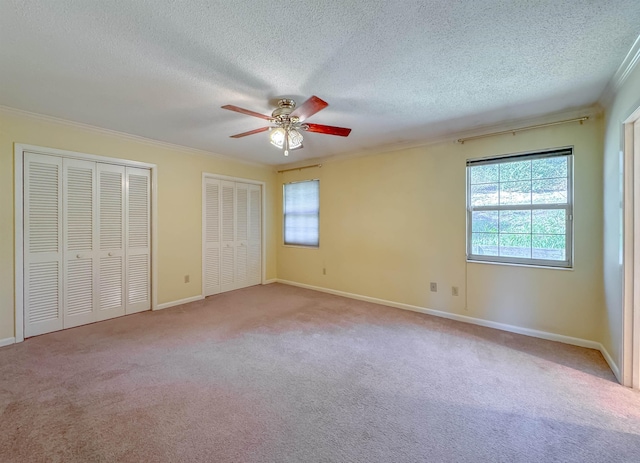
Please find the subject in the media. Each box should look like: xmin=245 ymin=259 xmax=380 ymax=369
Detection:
xmin=201 ymin=173 xmax=266 ymax=298
xmin=14 ymin=144 xmax=158 ymax=343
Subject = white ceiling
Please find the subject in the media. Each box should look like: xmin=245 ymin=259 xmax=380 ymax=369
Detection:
xmin=1 ymin=1 xmax=639 ymax=165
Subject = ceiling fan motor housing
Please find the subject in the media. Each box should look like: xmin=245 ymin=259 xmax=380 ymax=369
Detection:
xmin=271 ymin=99 xmax=297 ymax=120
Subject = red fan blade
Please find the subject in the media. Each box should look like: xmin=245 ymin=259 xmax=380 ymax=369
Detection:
xmin=222 ymin=105 xmax=271 ymax=120
xmin=230 ymin=127 xmax=270 ymax=138
xmin=305 ymin=123 xmax=352 ymax=137
xmin=290 ymin=96 xmax=328 ymax=122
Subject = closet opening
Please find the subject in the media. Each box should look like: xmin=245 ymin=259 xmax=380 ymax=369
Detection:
xmin=202 ymin=173 xmax=265 ymax=297
xmin=14 ymin=144 xmax=157 ymax=342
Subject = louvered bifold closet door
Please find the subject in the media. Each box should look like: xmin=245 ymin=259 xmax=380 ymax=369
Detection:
xmin=126 ymin=167 xmax=151 ymax=314
xmin=204 ymin=179 xmax=221 ymax=296
xmin=220 ymin=180 xmax=236 ymax=292
xmin=235 ymin=183 xmax=249 ymax=289
xmin=24 ymin=153 xmax=64 ymax=337
xmin=97 ymin=163 xmax=126 ymax=321
xmin=63 ymin=158 xmax=98 ymax=329
xmin=248 ymin=184 xmax=262 ymax=286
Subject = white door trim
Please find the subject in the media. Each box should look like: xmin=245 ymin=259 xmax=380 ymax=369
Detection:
xmin=622 ymin=106 xmax=640 ymax=388
xmin=14 ymin=143 xmax=158 ymax=343
xmin=202 ymin=172 xmax=267 ymax=299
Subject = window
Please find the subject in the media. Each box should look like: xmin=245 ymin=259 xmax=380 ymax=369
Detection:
xmin=467 ymin=148 xmax=573 ymax=268
xmin=283 ymin=180 xmax=319 ymax=247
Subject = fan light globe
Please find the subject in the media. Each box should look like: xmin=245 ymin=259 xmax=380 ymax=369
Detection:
xmin=288 ymin=129 xmax=303 ymax=149
xmin=269 ymin=127 xmax=286 ymax=148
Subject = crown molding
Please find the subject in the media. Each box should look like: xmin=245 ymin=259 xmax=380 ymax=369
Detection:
xmin=0 ymin=105 xmax=267 ymax=168
xmin=275 ymin=104 xmax=602 ymax=170
xmin=599 ymin=34 xmax=640 ymax=107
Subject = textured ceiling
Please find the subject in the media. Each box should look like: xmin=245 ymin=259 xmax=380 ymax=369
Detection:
xmin=1 ymin=1 xmax=639 ymax=165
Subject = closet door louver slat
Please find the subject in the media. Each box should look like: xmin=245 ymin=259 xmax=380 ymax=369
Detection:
xmin=99 ymin=257 xmax=124 ymax=310
xmin=127 ymin=254 xmax=149 ymax=305
xmin=26 ymin=262 xmax=60 ymax=326
xmin=66 ymin=260 xmax=94 ymax=317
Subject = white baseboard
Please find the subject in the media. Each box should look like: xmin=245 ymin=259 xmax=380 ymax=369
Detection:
xmin=0 ymin=337 xmax=16 ymax=348
xmin=263 ymin=279 xmax=277 ymax=285
xmin=598 ymin=343 xmax=620 ymax=381
xmin=155 ymin=295 xmax=204 ymax=311
xmin=276 ymin=278 xmax=605 ymax=351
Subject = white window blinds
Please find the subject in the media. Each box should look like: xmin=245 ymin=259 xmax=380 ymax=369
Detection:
xmin=284 ymin=180 xmax=319 ymax=247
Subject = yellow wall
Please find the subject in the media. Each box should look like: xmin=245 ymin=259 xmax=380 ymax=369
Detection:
xmin=602 ymin=64 xmax=640 ymax=370
xmin=0 ymin=109 xmax=278 ymax=340
xmin=277 ymin=117 xmax=604 ymax=342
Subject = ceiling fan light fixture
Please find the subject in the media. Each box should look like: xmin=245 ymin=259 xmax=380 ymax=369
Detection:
xmin=270 ymin=127 xmax=304 ymax=155
xmin=269 ymin=127 xmax=286 ymax=148
xmin=288 ymin=128 xmax=304 ymax=149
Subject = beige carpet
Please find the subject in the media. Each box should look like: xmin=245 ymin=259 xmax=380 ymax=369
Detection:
xmin=1 ymin=283 xmax=640 ymax=462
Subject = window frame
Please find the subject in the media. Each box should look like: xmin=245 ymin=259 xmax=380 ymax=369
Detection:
xmin=466 ymin=147 xmax=574 ymax=269
xmin=283 ymin=179 xmax=320 ymax=248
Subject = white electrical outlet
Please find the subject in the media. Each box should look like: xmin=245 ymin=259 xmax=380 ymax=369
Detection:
xmin=430 ymin=282 xmax=437 ymax=292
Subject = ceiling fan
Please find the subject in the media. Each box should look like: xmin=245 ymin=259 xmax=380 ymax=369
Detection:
xmin=222 ymin=96 xmax=352 ymax=156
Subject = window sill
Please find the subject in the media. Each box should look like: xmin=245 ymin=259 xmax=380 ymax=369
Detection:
xmin=466 ymin=259 xmax=573 ymax=271
xmin=282 ymin=244 xmax=319 ymax=249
